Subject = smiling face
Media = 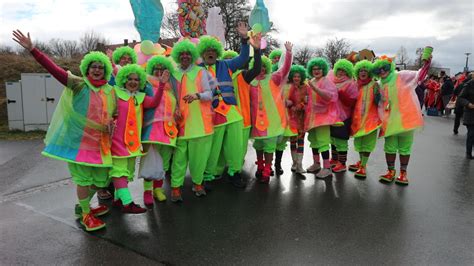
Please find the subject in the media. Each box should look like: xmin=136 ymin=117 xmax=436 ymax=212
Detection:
xmin=118 ymin=54 xmax=132 ymax=66
xmin=292 ymin=73 xmax=301 ymax=85
xmin=358 ymin=69 xmax=369 ymax=80
xmin=271 ymin=56 xmax=280 ymax=64
xmin=125 ymin=73 xmax=140 ymax=93
xmin=312 ymin=66 xmax=323 ymax=79
xmin=87 ymin=62 xmax=105 ymax=80
xmin=202 ymin=48 xmax=217 ymax=65
xmin=179 ymin=52 xmax=192 ymax=69
xmin=336 ymin=69 xmax=348 ymax=78
xmin=152 ymin=64 xmax=165 ymax=77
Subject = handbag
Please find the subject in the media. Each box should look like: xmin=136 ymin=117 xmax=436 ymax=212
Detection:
xmin=427 ymin=107 xmax=439 ymax=116
xmin=446 ymin=98 xmax=456 ymax=109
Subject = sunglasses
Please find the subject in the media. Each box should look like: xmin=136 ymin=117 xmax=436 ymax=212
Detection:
xmin=373 ymin=64 xmax=391 ymax=75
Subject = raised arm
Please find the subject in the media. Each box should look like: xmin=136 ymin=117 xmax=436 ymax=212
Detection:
xmin=272 ymin=42 xmax=293 ymax=85
xmin=13 ymin=30 xmax=68 ymax=86
xmin=242 ymin=49 xmax=262 ymax=84
xmin=224 ymin=22 xmax=251 ymax=72
xmin=143 ymin=70 xmax=169 ymax=108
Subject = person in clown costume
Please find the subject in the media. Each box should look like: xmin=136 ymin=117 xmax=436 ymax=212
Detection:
xmin=250 ymin=41 xmax=293 ymax=184
xmin=213 ymin=43 xmax=263 ymax=179
xmin=269 ymin=49 xmax=282 ymax=73
xmin=197 ymin=22 xmax=258 ymax=189
xmin=374 ymin=54 xmax=431 ymax=185
xmin=169 ymin=39 xmax=215 ymax=202
xmin=110 ymin=64 xmax=166 ymax=213
xmin=13 ymin=30 xmax=117 ymax=231
xmin=138 ymin=55 xmax=178 ymax=206
xmin=285 ymin=64 xmax=310 ymax=174
xmin=347 ymin=60 xmax=381 ymax=178
xmin=330 ymin=59 xmax=359 ymax=173
xmin=305 ymin=57 xmax=341 ymax=179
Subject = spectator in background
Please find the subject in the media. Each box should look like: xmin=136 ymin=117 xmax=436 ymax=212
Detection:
xmin=453 ymin=72 xmax=471 ymax=134
xmin=456 ymin=71 xmax=474 ymax=159
xmin=440 ymin=75 xmax=454 ymax=116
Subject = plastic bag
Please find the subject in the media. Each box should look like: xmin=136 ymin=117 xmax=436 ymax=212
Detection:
xmin=138 ymin=145 xmax=165 ymax=180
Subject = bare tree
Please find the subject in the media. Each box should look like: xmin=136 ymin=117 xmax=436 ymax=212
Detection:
xmin=202 ymin=0 xmax=252 ymax=51
xmin=396 ymin=46 xmax=411 ymax=67
xmin=49 ymin=39 xmax=81 ymax=58
xmin=79 ymin=30 xmax=109 ymax=53
xmin=161 ymin=8 xmax=181 ymax=39
xmin=294 ymin=45 xmax=318 ymax=66
xmin=0 ymin=45 xmax=15 ymax=54
xmin=322 ymin=37 xmax=351 ymax=67
xmin=414 ymin=47 xmax=423 ymax=68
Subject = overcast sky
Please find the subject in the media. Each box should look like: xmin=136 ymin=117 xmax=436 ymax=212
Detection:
xmin=1 ymin=0 xmax=473 ymax=74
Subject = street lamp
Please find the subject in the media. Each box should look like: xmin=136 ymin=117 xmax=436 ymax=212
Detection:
xmin=465 ymin=52 xmax=471 ymax=72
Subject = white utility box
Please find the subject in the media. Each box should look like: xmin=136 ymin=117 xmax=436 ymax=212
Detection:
xmin=5 ymin=73 xmax=64 ymax=131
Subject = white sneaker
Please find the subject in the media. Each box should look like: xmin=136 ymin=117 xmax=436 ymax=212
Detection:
xmin=315 ymin=168 xmax=332 ymax=179
xmin=306 ymin=163 xmax=321 ymax=173
xmin=296 ymin=153 xmax=306 ymax=174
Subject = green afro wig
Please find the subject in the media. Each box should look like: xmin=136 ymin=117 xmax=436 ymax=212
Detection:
xmin=221 ymin=50 xmax=238 ymax=59
xmin=372 ymin=57 xmax=396 ymax=77
xmin=80 ymin=51 xmax=113 ymax=81
xmin=288 ymin=65 xmax=307 ymax=85
xmin=171 ymin=39 xmax=199 ymax=65
xmin=112 ymin=46 xmax=137 ymax=64
xmin=269 ymin=49 xmax=282 ymax=61
xmin=306 ymin=57 xmax=330 ymax=77
xmin=354 ymin=60 xmax=373 ymax=79
xmin=146 ymin=55 xmax=174 ymax=75
xmin=115 ymin=64 xmax=147 ymax=91
xmin=333 ymin=59 xmax=354 ymax=78
xmin=250 ymin=55 xmax=273 ymax=75
xmin=197 ymin=35 xmax=224 ymax=58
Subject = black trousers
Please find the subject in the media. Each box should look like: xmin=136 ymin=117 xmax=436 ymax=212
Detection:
xmin=466 ymin=125 xmax=474 ymax=156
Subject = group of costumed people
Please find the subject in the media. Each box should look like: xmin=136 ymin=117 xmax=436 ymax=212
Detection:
xmin=12 ymin=24 xmax=431 ymax=231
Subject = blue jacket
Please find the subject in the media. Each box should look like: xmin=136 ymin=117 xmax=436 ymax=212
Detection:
xmin=200 ymin=43 xmax=249 ymax=108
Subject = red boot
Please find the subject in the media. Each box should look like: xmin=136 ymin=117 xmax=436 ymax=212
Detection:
xmin=379 ymin=169 xmax=396 ymax=182
xmin=122 ymin=202 xmax=147 ymax=214
xmin=81 ymin=213 xmax=106 ymax=232
xmin=348 ymin=161 xmax=361 ymax=172
xmin=255 ymin=160 xmax=264 ymax=178
xmin=329 ymin=159 xmax=338 ymax=168
xmin=395 ymin=170 xmax=409 ymax=185
xmin=354 ymin=165 xmax=367 ymax=179
xmin=260 ymin=164 xmax=271 ymax=184
xmin=332 ymin=161 xmax=347 ymax=173
xmin=143 ymin=190 xmax=154 ymax=207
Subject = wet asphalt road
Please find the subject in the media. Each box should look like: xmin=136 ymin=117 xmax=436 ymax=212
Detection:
xmin=0 ymin=115 xmax=472 ymax=265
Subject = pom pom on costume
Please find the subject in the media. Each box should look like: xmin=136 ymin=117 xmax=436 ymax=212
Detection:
xmin=249 ymin=0 xmax=272 ymax=34
xmin=112 ymin=46 xmax=138 ymax=65
xmin=178 ymin=0 xmax=206 ymax=38
xmin=115 ymin=64 xmax=148 ymax=91
xmin=221 ymin=50 xmax=238 ymax=59
xmin=130 ymin=0 xmax=164 ymax=42
xmin=80 ymin=51 xmax=113 ymax=81
xmin=205 ymin=7 xmax=226 ymax=45
xmin=197 ymin=35 xmax=224 ymax=58
xmin=307 ymin=57 xmax=330 ymax=77
xmin=288 ymin=64 xmax=307 ymax=85
xmin=354 ymin=60 xmax=374 ymax=79
xmin=333 ymin=59 xmax=355 ymax=78
xmin=171 ymin=39 xmax=199 ymax=64
xmin=146 ymin=55 xmax=174 ymax=75
xmin=250 ymin=55 xmax=272 ymax=75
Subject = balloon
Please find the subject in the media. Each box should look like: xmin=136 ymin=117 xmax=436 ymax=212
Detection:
xmin=252 ymin=23 xmax=263 ymax=33
xmin=141 ymin=40 xmax=155 ymax=55
xmin=260 ymin=38 xmax=267 ymax=50
xmin=153 ymin=44 xmax=166 ymax=55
